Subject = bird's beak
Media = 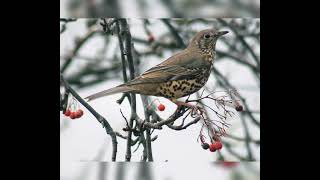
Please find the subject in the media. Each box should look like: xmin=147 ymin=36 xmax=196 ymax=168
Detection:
xmin=217 ymin=31 xmax=229 ymax=37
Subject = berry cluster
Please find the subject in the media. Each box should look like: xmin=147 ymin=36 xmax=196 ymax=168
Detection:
xmin=63 ymin=96 xmax=84 ymax=120
xmin=201 ymin=141 xmax=223 ymax=152
xmin=200 ymin=133 xmax=223 ymax=152
xmin=64 ymin=109 xmax=83 ymax=119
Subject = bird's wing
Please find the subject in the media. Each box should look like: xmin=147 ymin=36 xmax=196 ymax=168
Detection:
xmin=125 ymin=65 xmax=201 ymax=86
xmin=125 ymin=50 xmax=208 ymax=86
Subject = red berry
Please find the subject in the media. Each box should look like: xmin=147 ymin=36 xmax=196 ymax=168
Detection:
xmin=235 ymin=105 xmax=243 ymax=111
xmin=209 ymin=143 xmax=216 ymax=152
xmin=75 ymin=109 xmax=83 ymax=118
xmin=158 ymin=104 xmax=165 ymax=111
xmin=64 ymin=109 xmax=71 ymax=116
xmin=79 ymin=109 xmax=84 ymax=115
xmin=69 ymin=112 xmax=76 ymax=119
xmin=215 ymin=141 xmax=223 ymax=150
xmin=74 ymin=112 xmax=81 ymax=118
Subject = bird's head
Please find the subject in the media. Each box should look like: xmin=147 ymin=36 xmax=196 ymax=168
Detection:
xmin=188 ymin=29 xmax=228 ymax=51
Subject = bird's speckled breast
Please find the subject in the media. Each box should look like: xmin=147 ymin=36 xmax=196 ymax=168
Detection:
xmin=205 ymin=51 xmax=215 ymax=62
xmin=155 ymin=51 xmax=215 ymax=99
xmin=157 ymin=66 xmax=213 ymax=99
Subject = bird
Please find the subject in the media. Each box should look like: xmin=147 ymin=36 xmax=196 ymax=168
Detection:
xmin=85 ymin=29 xmax=228 ymax=108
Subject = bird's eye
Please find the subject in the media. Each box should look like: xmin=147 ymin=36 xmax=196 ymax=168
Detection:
xmin=204 ymin=34 xmax=210 ymax=39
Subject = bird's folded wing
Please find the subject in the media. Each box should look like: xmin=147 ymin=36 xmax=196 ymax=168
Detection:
xmin=125 ymin=49 xmax=208 ymax=86
xmin=125 ymin=65 xmax=202 ymax=85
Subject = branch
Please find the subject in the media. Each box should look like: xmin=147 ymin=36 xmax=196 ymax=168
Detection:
xmin=60 ymin=19 xmax=77 ymax=34
xmin=136 ymin=106 xmax=188 ymax=129
xmin=115 ymin=132 xmax=127 ymax=139
xmin=60 ymin=18 xmax=77 ymax=22
xmin=60 ymin=86 xmax=69 ymax=112
xmin=167 ymin=116 xmax=201 ymax=130
xmin=139 ymin=133 xmax=148 ymax=162
xmin=226 ymin=134 xmax=260 ymax=145
xmin=61 ymin=26 xmax=103 ymax=73
xmin=212 ymin=68 xmax=256 ymax=160
xmin=141 ymin=96 xmax=154 ymax=161
xmin=115 ymin=21 xmax=128 ymax=83
xmin=213 ymin=68 xmax=260 ymax=128
xmin=115 ymin=20 xmax=130 ymax=105
xmin=216 ymin=50 xmax=259 ymax=74
xmin=218 ymin=19 xmax=260 ymax=70
xmin=162 ymin=19 xmax=186 ymax=48
xmin=223 ymin=141 xmax=254 ymax=161
xmin=118 ymin=18 xmax=137 ymax=162
xmin=60 ymin=73 xmax=118 ymax=161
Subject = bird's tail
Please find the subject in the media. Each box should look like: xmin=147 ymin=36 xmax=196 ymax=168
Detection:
xmin=84 ymin=85 xmax=133 ymax=102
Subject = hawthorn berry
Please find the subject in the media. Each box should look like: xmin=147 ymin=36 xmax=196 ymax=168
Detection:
xmin=75 ymin=109 xmax=83 ymax=118
xmin=70 ymin=112 xmax=77 ymax=119
xmin=235 ymin=105 xmax=243 ymax=111
xmin=158 ymin=104 xmax=165 ymax=111
xmin=64 ymin=109 xmax=71 ymax=116
xmin=74 ymin=112 xmax=81 ymax=118
xmin=209 ymin=143 xmax=216 ymax=152
xmin=79 ymin=109 xmax=84 ymax=115
xmin=215 ymin=141 xmax=223 ymax=150
xmin=201 ymin=143 xmax=210 ymax=150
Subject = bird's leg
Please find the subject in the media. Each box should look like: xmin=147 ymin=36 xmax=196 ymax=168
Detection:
xmin=171 ymin=99 xmax=204 ymax=115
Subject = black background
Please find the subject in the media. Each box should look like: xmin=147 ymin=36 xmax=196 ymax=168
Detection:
xmin=1 ymin=0 xmax=316 ymax=179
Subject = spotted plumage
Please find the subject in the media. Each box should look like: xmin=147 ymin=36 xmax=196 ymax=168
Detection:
xmin=85 ymin=29 xmax=228 ymax=102
xmin=156 ymin=66 xmax=212 ymax=99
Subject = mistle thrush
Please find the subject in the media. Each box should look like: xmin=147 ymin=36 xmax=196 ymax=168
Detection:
xmin=85 ymin=29 xmax=228 ymax=106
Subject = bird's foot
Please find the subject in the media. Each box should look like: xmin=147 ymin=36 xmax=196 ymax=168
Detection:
xmin=174 ymin=101 xmax=204 ymax=115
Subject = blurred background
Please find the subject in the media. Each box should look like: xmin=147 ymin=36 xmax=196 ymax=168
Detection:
xmin=60 ymin=18 xmax=260 ymax=165
xmin=60 ymin=0 xmax=260 ymax=17
xmin=60 ymin=162 xmax=259 ymax=180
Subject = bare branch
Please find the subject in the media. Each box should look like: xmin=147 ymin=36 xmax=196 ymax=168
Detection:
xmin=117 ymin=18 xmax=137 ymax=162
xmin=60 ymin=73 xmax=118 ymax=161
